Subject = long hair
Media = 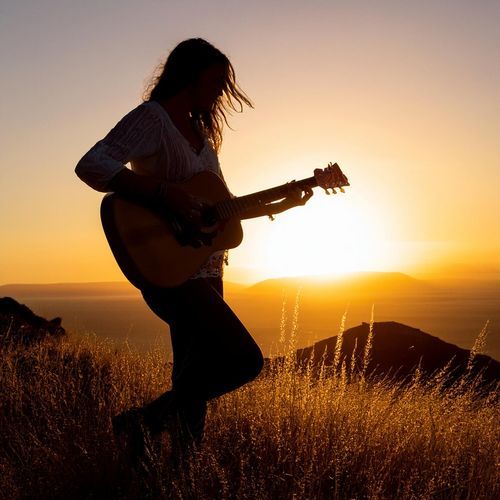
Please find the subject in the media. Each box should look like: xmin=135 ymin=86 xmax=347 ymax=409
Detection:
xmin=143 ymin=38 xmax=252 ymax=152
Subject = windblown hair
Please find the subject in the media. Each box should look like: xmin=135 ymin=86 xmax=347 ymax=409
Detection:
xmin=143 ymin=38 xmax=252 ymax=152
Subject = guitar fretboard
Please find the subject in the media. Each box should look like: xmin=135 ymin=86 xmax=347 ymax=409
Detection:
xmin=214 ymin=176 xmax=318 ymax=220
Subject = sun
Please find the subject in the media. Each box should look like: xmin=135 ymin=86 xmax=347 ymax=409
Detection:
xmin=262 ymin=192 xmax=394 ymax=278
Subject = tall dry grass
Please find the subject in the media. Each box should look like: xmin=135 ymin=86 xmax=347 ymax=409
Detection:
xmin=0 ymin=306 xmax=498 ymax=499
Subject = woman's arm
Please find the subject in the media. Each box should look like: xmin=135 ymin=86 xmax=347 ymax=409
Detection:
xmin=106 ymin=168 xmax=160 ymax=200
xmin=239 ymin=186 xmax=313 ymax=220
xmin=75 ymin=103 xmax=164 ymax=192
xmin=107 ymin=169 xmax=207 ymax=225
xmin=75 ymin=103 xmax=207 ymax=224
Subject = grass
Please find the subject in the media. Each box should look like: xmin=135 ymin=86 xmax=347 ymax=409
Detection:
xmin=0 ymin=306 xmax=498 ymax=499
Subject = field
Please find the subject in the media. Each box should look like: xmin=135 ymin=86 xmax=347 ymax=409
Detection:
xmin=1 ymin=314 xmax=498 ymax=499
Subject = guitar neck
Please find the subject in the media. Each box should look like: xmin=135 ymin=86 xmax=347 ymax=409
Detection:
xmin=214 ymin=176 xmax=318 ymax=220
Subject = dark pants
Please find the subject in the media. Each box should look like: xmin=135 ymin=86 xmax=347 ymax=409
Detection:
xmin=140 ymin=277 xmax=264 ymax=443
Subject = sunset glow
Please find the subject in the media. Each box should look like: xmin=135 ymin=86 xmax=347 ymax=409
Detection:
xmin=0 ymin=1 xmax=499 ymax=284
xmin=261 ymin=194 xmax=392 ymax=277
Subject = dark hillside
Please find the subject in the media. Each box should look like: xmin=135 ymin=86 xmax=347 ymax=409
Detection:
xmin=295 ymin=321 xmax=499 ymax=385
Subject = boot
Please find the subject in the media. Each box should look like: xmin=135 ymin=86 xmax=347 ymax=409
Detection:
xmin=112 ymin=406 xmax=161 ymax=468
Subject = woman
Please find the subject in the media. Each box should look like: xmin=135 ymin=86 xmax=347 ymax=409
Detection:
xmin=75 ymin=38 xmax=313 ymax=460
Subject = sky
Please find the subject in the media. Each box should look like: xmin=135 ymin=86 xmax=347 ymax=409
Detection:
xmin=1 ymin=0 xmax=499 ymax=284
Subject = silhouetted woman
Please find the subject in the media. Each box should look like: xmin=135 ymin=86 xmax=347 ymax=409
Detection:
xmin=75 ymin=38 xmax=312 ymax=461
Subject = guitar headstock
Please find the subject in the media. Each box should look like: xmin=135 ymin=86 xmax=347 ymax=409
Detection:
xmin=314 ymin=162 xmax=350 ymax=194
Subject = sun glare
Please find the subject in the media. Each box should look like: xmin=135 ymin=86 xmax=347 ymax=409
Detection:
xmin=263 ymin=193 xmax=393 ymax=278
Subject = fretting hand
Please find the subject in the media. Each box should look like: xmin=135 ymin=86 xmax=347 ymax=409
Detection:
xmin=270 ymin=183 xmax=314 ymax=217
xmin=281 ymin=183 xmax=314 ymax=209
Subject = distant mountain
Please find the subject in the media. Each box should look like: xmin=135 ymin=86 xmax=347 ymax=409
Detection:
xmin=293 ymin=321 xmax=499 ymax=386
xmin=0 ymin=281 xmax=246 ymax=298
xmin=247 ymin=272 xmax=431 ymax=297
xmin=0 ymin=282 xmax=139 ymax=298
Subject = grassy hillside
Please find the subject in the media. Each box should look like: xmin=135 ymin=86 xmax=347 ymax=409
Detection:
xmin=1 ymin=319 xmax=498 ymax=499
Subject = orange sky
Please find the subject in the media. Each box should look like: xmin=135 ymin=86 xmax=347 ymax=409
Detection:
xmin=1 ymin=1 xmax=499 ymax=284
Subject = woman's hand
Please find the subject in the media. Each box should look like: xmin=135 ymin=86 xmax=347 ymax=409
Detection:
xmin=278 ymin=184 xmax=314 ymax=211
xmin=239 ymin=184 xmax=313 ymax=221
xmin=161 ymin=183 xmax=208 ymax=227
xmin=107 ymin=170 xmax=209 ymax=227
xmin=158 ymin=183 xmax=218 ymax=247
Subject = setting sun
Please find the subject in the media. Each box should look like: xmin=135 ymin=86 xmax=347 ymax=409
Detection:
xmin=260 ymin=191 xmax=393 ymax=278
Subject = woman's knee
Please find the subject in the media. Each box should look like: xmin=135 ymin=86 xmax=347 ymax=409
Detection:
xmin=244 ymin=343 xmax=264 ymax=382
xmin=221 ymin=342 xmax=263 ymax=387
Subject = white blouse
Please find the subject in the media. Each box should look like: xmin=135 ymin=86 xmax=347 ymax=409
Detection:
xmin=75 ymin=101 xmax=227 ymax=280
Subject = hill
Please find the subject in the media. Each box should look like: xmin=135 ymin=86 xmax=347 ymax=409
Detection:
xmin=1 ymin=316 xmax=498 ymax=498
xmin=246 ymin=272 xmax=430 ymax=297
xmin=294 ymin=321 xmax=500 ymax=385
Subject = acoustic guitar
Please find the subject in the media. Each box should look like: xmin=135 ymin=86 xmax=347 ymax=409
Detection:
xmin=101 ymin=162 xmax=349 ymax=289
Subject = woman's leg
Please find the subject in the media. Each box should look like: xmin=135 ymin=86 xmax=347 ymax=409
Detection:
xmin=140 ymin=277 xmax=264 ymax=443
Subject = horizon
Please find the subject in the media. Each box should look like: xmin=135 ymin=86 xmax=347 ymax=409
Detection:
xmin=2 ymin=268 xmax=499 ymax=362
xmin=2 ymin=265 xmax=500 ymax=288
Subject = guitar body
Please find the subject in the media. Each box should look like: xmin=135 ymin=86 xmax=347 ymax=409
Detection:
xmin=101 ymin=171 xmax=243 ymax=289
xmin=100 ymin=162 xmax=349 ymax=290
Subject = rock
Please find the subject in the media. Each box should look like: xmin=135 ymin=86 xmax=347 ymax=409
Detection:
xmin=0 ymin=297 xmax=66 ymax=345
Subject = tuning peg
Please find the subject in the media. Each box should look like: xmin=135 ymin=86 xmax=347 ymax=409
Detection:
xmin=339 ymin=187 xmax=345 ymax=193
xmin=331 ymin=188 xmax=337 ymax=194
xmin=323 ymin=188 xmax=331 ymax=195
